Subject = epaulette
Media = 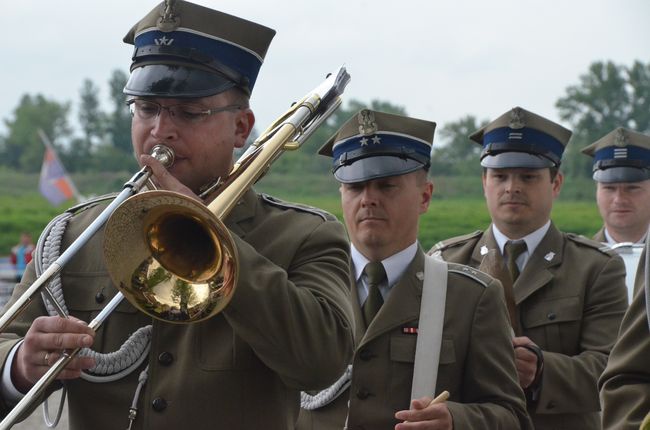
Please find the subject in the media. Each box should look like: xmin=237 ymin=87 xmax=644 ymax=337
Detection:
xmin=260 ymin=193 xmax=336 ymax=221
xmin=431 ymin=230 xmax=483 ymax=253
xmin=566 ymin=233 xmax=616 ymax=256
xmin=447 ymin=262 xmax=491 ymax=288
xmin=65 ymin=193 xmax=118 ymax=216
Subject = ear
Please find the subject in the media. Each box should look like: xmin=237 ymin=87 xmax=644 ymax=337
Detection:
xmin=419 ymin=180 xmax=434 ymax=214
xmin=481 ymin=171 xmax=488 ymax=196
xmin=233 ymin=108 xmax=255 ymax=149
xmin=552 ymin=171 xmax=564 ymax=198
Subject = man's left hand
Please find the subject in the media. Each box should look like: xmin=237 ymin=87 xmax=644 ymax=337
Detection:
xmin=513 ymin=336 xmax=539 ymax=388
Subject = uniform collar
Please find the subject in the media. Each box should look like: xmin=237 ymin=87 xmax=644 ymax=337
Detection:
xmin=491 ymin=221 xmax=550 ymax=269
xmin=604 ymin=228 xmax=646 ymax=245
xmin=351 ymin=241 xmax=418 ymax=302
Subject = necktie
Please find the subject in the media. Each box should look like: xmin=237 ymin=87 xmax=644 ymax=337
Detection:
xmin=505 ymin=240 xmax=527 ymax=282
xmin=479 ymin=248 xmax=520 ymax=335
xmin=362 ymin=262 xmax=386 ymax=326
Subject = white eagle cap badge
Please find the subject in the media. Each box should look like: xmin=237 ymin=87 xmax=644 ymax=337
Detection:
xmin=614 ymin=128 xmax=628 ymax=147
xmin=157 ymin=0 xmax=181 ymax=32
xmin=358 ymin=110 xmax=378 ymax=136
xmin=509 ymin=107 xmax=526 ymax=130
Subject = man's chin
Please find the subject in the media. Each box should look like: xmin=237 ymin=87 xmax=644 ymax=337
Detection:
xmin=357 ymin=232 xmax=386 ymax=248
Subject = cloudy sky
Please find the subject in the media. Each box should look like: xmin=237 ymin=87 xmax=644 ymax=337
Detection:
xmin=1 ymin=0 xmax=648 ymax=140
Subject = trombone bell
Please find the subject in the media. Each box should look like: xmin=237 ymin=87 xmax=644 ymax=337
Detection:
xmin=103 ymin=191 xmax=237 ymax=323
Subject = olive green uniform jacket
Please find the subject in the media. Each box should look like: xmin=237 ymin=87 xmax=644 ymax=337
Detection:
xmin=432 ymin=223 xmax=629 ymax=430
xmin=593 ymin=227 xmax=607 ymax=243
xmin=297 ymin=249 xmax=532 ymax=430
xmin=599 ymin=285 xmax=650 ymax=429
xmin=0 ymin=190 xmax=355 ymax=430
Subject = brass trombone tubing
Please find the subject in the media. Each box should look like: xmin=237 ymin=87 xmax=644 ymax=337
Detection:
xmin=0 ymin=145 xmax=174 ymax=333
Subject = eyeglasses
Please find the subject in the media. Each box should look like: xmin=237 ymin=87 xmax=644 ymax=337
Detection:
xmin=127 ymin=99 xmax=243 ymax=125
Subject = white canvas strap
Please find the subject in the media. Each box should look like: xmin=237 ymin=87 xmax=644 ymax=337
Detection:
xmin=411 ymin=254 xmax=448 ymax=400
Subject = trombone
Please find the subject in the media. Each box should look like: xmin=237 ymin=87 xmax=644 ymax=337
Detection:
xmin=0 ymin=66 xmax=350 ymax=429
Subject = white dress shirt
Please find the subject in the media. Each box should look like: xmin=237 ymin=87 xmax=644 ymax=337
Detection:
xmin=351 ymin=241 xmax=418 ymax=305
xmin=492 ymin=221 xmax=551 ymax=273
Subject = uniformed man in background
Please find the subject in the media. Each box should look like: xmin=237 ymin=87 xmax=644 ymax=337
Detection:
xmin=582 ymin=127 xmax=650 ymax=300
xmin=431 ymin=106 xmax=629 ymax=429
xmin=297 ymin=109 xmax=531 ymax=430
xmin=582 ymin=127 xmax=650 ymax=246
xmin=0 ymin=1 xmax=354 ymax=429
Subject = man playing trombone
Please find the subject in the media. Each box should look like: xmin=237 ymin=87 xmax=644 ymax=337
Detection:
xmin=0 ymin=1 xmax=354 ymax=429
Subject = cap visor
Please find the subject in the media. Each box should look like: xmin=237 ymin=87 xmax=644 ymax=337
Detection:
xmin=481 ymin=152 xmax=555 ymax=169
xmin=594 ymin=166 xmax=650 ymax=183
xmin=334 ymin=156 xmax=425 ymax=183
xmin=124 ymin=64 xmax=235 ymax=98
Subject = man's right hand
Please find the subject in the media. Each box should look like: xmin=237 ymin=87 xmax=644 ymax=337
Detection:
xmin=12 ymin=316 xmax=96 ymax=393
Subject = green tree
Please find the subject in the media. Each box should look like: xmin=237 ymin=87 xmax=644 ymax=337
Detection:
xmin=63 ymin=79 xmax=108 ymax=172
xmin=627 ymin=60 xmax=650 ymax=132
xmin=556 ymin=60 xmax=650 ymax=178
xmin=431 ymin=115 xmax=487 ymax=176
xmin=93 ymin=69 xmax=137 ymax=171
xmin=106 ymin=69 xmax=133 ymax=155
xmin=1 ymin=94 xmax=71 ymax=172
xmin=79 ymin=79 xmax=106 ymax=147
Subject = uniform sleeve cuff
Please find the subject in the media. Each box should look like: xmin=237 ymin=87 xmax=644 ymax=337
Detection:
xmin=1 ymin=340 xmax=26 ymax=405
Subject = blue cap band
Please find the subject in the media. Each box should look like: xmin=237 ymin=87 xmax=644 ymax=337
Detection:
xmin=134 ymin=29 xmax=263 ymax=91
xmin=332 ymin=133 xmax=431 ymax=168
xmin=482 ymin=127 xmax=565 ymax=162
xmin=593 ymin=145 xmax=650 ymax=168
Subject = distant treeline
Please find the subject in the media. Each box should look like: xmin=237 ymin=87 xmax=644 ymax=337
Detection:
xmin=0 ymin=60 xmax=648 ymax=180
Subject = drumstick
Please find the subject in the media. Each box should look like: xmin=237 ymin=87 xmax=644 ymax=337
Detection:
xmin=428 ymin=390 xmax=450 ymax=406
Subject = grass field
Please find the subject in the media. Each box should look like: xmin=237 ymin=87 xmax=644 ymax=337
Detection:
xmin=0 ymin=169 xmax=603 ymax=254
xmin=263 ymin=194 xmax=603 ymax=251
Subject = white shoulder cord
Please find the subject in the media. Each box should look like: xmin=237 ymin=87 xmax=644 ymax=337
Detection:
xmin=300 ymin=365 xmax=352 ymax=410
xmin=34 ymin=211 xmax=152 ymax=427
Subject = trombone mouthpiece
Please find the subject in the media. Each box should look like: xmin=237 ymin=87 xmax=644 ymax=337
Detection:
xmin=150 ymin=145 xmax=175 ymax=168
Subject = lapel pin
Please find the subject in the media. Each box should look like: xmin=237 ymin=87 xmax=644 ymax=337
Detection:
xmin=402 ymin=327 xmax=418 ymax=335
xmin=544 ymin=252 xmax=555 ymax=261
xmin=480 ymin=245 xmax=488 ymax=256
xmin=416 ymin=271 xmax=424 ymax=281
